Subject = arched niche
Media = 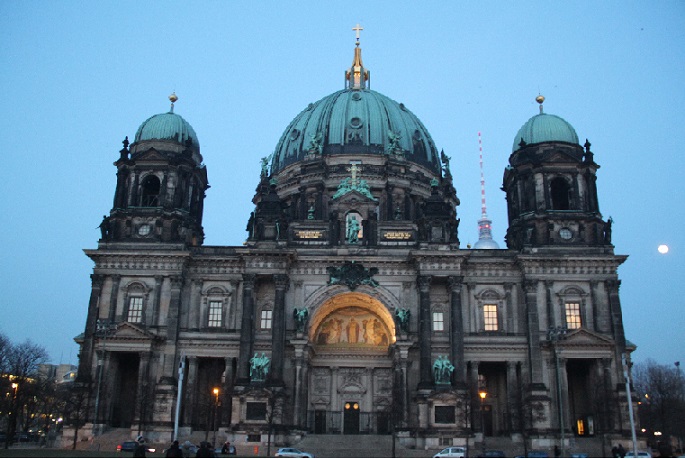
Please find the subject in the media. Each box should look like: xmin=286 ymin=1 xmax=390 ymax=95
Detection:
xmin=308 ymin=292 xmax=396 ymax=348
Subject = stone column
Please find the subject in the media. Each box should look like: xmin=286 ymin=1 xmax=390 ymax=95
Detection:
xmin=545 ymin=281 xmax=555 ymax=329
xmin=448 ymin=276 xmax=466 ymax=385
xmin=237 ymin=274 xmax=256 ymax=382
xmin=223 ymin=357 xmax=234 ymax=426
xmin=78 ymin=274 xmax=105 ymax=380
xmin=136 ymin=352 xmax=151 ymax=428
xmin=185 ymin=357 xmax=198 ymax=425
xmin=152 ymin=275 xmax=162 ymax=327
xmin=417 ymin=275 xmax=433 ymax=388
xmin=601 ymin=358 xmax=614 ymax=431
xmin=606 ymin=280 xmax=627 ymax=354
xmin=271 ymin=274 xmax=289 ymax=383
xmin=506 ymin=361 xmax=519 ymax=432
xmin=108 ymin=275 xmax=121 ymax=323
xmin=523 ymin=280 xmax=544 ymax=384
xmin=469 ymin=361 xmax=481 ymax=430
xmin=292 ymin=339 xmax=308 ymax=427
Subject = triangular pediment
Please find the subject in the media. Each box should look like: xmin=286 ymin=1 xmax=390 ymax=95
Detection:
xmin=110 ymin=322 xmax=158 ymax=341
xmin=541 ymin=150 xmax=581 ymax=164
xmin=563 ymin=328 xmax=614 ymax=347
xmin=135 ymin=148 xmax=169 ymax=163
xmin=335 ymin=189 xmax=377 ymax=204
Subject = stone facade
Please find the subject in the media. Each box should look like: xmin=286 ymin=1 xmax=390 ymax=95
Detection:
xmin=76 ymin=46 xmax=635 ymax=450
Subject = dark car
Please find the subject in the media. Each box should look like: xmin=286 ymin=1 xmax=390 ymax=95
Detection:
xmin=117 ymin=441 xmax=156 ymax=453
xmin=117 ymin=441 xmax=138 ymax=452
xmin=482 ymin=450 xmax=506 ymax=458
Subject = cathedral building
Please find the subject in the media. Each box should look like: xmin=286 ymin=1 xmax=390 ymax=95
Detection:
xmin=76 ymin=35 xmax=635 ymax=451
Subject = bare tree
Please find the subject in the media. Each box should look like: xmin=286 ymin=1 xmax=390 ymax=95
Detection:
xmin=2 ymin=338 xmax=49 ymax=449
xmin=633 ymin=359 xmax=685 ymax=455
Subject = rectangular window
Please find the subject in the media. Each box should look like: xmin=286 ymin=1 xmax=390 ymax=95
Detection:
xmin=208 ymin=301 xmax=223 ymax=328
xmin=432 ymin=312 xmax=444 ymax=331
xmin=246 ymin=402 xmax=267 ymax=420
xmin=260 ymin=310 xmax=273 ymax=329
xmin=565 ymin=302 xmax=582 ymax=329
xmin=434 ymin=406 xmax=455 ymax=424
xmin=483 ymin=304 xmax=498 ymax=331
xmin=127 ymin=297 xmax=143 ymax=323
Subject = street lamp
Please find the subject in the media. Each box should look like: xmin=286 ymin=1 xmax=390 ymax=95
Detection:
xmin=548 ymin=326 xmax=567 ymax=457
xmin=212 ymin=387 xmax=220 ymax=447
xmin=479 ymin=389 xmax=487 ymax=456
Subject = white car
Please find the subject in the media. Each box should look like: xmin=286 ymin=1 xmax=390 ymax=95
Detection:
xmin=433 ymin=446 xmax=467 ymax=458
xmin=275 ymin=447 xmax=315 ymax=458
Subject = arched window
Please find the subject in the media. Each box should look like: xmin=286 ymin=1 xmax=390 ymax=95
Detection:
xmin=141 ymin=175 xmax=161 ymax=207
xmin=550 ymin=177 xmax=571 ymax=210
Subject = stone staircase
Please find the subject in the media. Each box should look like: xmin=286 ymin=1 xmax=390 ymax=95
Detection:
xmin=294 ymin=434 xmax=395 ymax=458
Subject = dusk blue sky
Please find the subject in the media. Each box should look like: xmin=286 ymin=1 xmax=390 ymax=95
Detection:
xmin=1 ymin=2 xmax=683 ymax=367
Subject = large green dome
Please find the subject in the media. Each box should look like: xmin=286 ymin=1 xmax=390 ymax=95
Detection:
xmin=512 ymin=112 xmax=579 ymax=152
xmin=134 ymin=111 xmax=200 ymax=150
xmin=271 ymin=88 xmax=441 ymax=174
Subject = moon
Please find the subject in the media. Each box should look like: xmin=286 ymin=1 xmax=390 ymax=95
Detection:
xmin=658 ymin=244 xmax=669 ymax=254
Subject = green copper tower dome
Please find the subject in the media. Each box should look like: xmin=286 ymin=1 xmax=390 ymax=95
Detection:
xmin=512 ymin=95 xmax=579 ymax=152
xmin=134 ymin=93 xmax=200 ymax=151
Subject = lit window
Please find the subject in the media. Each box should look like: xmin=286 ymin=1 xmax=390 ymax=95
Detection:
xmin=565 ymin=302 xmax=581 ymax=329
xmin=127 ymin=297 xmax=143 ymax=323
xmin=483 ymin=304 xmax=498 ymax=331
xmin=433 ymin=312 xmax=444 ymax=331
xmin=261 ymin=310 xmax=273 ymax=329
xmin=208 ymin=301 xmax=223 ymax=328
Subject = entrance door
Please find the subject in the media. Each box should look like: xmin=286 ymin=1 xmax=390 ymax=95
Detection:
xmin=314 ymin=410 xmax=327 ymax=434
xmin=343 ymin=402 xmax=360 ymax=434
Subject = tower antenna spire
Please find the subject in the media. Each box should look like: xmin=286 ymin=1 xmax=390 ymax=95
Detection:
xmin=479 ymin=131 xmax=487 ymax=219
xmin=474 ymin=131 xmax=499 ymax=249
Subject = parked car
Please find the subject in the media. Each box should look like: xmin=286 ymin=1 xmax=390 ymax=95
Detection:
xmin=526 ymin=451 xmax=550 ymax=458
xmin=117 ymin=440 xmax=156 ymax=453
xmin=482 ymin=450 xmax=506 ymax=458
xmin=624 ymin=451 xmax=652 ymax=458
xmin=433 ymin=446 xmax=467 ymax=458
xmin=275 ymin=447 xmax=315 ymax=458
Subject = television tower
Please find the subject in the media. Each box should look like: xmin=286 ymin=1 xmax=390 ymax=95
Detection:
xmin=474 ymin=131 xmax=499 ymax=249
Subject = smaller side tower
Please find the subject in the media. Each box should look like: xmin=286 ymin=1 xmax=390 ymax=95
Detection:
xmin=503 ymin=96 xmax=610 ymax=251
xmin=102 ymin=94 xmax=209 ymax=246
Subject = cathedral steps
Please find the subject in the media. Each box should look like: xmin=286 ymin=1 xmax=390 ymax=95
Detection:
xmin=294 ymin=434 xmax=394 ymax=457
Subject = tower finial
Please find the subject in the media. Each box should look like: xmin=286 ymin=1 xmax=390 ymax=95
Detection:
xmin=536 ymin=94 xmax=545 ymax=114
xmin=345 ymin=24 xmax=370 ymax=90
xmin=169 ymin=92 xmax=178 ymax=113
xmin=352 ymin=23 xmax=363 ymax=45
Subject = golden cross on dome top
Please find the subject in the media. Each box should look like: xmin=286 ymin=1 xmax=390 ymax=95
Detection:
xmin=352 ymin=24 xmax=363 ymax=43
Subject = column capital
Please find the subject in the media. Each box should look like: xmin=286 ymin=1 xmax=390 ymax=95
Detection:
xmin=447 ymin=276 xmax=463 ymax=292
xmin=417 ymin=275 xmax=432 ymax=291
xmin=242 ymin=274 xmax=256 ymax=289
xmin=274 ymin=274 xmax=290 ymax=290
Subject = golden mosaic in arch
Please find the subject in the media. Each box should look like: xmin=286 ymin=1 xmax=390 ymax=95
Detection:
xmin=308 ymin=292 xmax=396 ymax=348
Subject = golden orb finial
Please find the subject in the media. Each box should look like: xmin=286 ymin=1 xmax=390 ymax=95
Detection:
xmin=536 ymin=94 xmax=545 ymax=114
xmin=169 ymin=92 xmax=178 ymax=112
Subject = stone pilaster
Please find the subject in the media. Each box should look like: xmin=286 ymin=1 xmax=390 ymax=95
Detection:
xmin=270 ymin=274 xmax=289 ymax=383
xmin=237 ymin=274 xmax=256 ymax=382
xmin=417 ymin=275 xmax=433 ymax=388
xmin=448 ymin=276 xmax=465 ymax=385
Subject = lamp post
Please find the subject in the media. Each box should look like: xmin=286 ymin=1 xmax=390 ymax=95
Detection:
xmin=212 ymin=387 xmax=220 ymax=447
xmin=548 ymin=326 xmax=567 ymax=458
xmin=479 ymin=389 xmax=487 ymax=457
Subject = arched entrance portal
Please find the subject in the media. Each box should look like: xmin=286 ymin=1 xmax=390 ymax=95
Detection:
xmin=307 ymin=292 xmax=397 ymax=434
